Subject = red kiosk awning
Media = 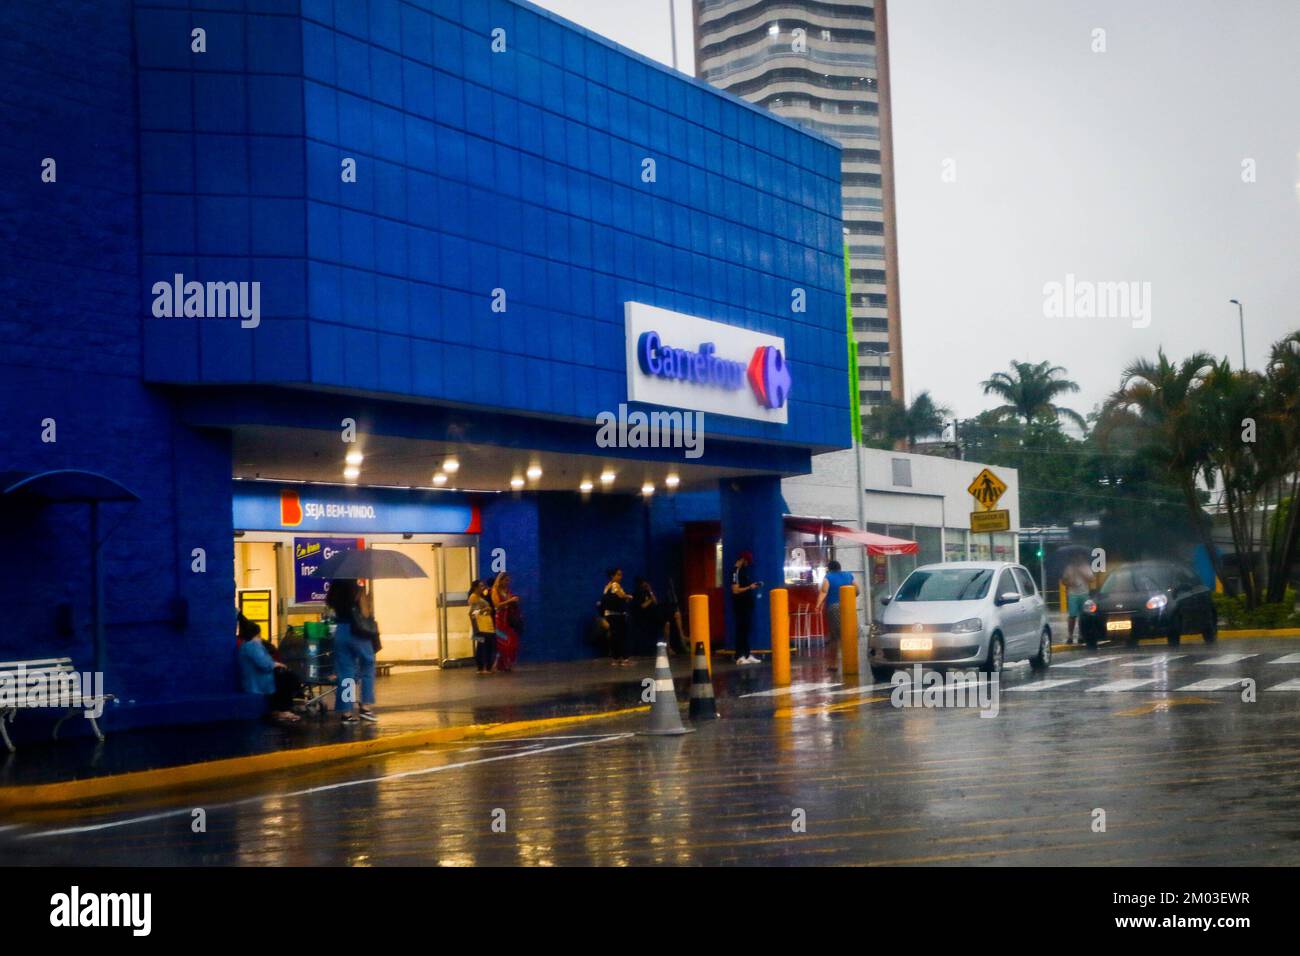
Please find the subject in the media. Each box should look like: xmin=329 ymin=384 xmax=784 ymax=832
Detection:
xmin=785 ymin=517 xmax=918 ymax=556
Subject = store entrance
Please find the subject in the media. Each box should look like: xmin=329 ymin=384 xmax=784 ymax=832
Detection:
xmin=233 ymin=535 xmax=477 ymax=666
xmin=369 ymin=541 xmax=476 ymax=663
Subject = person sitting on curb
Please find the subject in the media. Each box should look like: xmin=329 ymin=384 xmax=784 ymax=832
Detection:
xmin=238 ymin=620 xmax=301 ymax=723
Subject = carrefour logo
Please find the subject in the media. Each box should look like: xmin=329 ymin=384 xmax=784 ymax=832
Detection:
xmin=637 ymin=331 xmax=790 ymax=410
xmin=748 ymin=345 xmax=791 ymax=410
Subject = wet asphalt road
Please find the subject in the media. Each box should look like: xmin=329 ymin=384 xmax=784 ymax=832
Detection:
xmin=5 ymin=639 xmax=1300 ymax=866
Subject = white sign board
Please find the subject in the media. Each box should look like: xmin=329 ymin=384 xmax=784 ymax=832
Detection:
xmin=623 ymin=302 xmax=790 ymax=424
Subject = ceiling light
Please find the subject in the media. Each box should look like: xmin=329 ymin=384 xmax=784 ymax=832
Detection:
xmin=442 ymin=458 xmax=460 ymax=473
xmin=526 ymin=465 xmax=543 ymax=480
xmin=345 ymin=450 xmax=364 ymax=465
xmin=641 ymin=482 xmax=655 ymax=496
xmin=579 ymin=480 xmax=594 ymax=493
xmin=600 ymin=470 xmax=616 ymax=484
xmin=343 ymin=466 xmax=360 ymax=481
xmin=432 ymin=473 xmax=448 ymax=486
xmin=510 ymin=476 xmax=525 ymax=490
xmin=665 ymin=473 xmax=680 ymax=489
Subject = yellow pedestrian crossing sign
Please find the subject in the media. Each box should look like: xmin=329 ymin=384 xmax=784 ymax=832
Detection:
xmin=967 ymin=468 xmax=1007 ymax=511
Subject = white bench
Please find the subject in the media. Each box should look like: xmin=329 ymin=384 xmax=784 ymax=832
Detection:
xmin=0 ymin=657 xmax=113 ymax=752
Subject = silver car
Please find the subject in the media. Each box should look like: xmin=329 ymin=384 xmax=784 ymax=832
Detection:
xmin=868 ymin=561 xmax=1051 ymax=680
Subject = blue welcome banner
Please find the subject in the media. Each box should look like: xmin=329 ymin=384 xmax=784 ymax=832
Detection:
xmin=233 ymin=483 xmax=479 ymax=535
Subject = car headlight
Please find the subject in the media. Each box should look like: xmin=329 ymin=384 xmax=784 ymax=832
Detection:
xmin=1082 ymin=598 xmax=1097 ymax=613
xmin=951 ymin=617 xmax=983 ymax=634
xmin=1146 ymin=593 xmax=1168 ymax=610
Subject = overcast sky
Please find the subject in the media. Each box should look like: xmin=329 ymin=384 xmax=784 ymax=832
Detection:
xmin=531 ymin=0 xmax=1300 ymax=420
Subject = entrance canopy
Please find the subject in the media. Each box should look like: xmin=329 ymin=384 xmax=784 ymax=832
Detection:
xmin=785 ymin=516 xmax=918 ymax=556
xmin=0 ymin=469 xmax=140 ymax=504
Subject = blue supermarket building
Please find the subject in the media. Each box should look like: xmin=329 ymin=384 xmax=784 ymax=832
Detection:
xmin=0 ymin=0 xmax=850 ymax=729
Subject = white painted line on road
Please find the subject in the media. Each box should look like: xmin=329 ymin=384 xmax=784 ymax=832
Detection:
xmin=1051 ymin=657 xmax=1110 ymax=669
xmin=1196 ymin=654 xmax=1258 ymax=666
xmin=1004 ymin=679 xmax=1083 ymax=692
xmin=18 ymin=733 xmax=633 ymax=841
xmin=1268 ymin=653 xmax=1300 ymax=665
xmin=1265 ymin=679 xmax=1300 ymax=692
xmin=1176 ymin=677 xmax=1248 ymax=692
xmin=740 ymin=681 xmax=841 ymax=698
xmin=1086 ymin=679 xmax=1159 ymax=693
xmin=827 ymin=681 xmax=896 ymax=696
xmin=1121 ymin=654 xmax=1186 ymax=666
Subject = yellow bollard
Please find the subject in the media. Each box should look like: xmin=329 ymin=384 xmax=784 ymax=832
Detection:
xmin=770 ymin=588 xmax=790 ymax=686
xmin=840 ymin=584 xmax=859 ymax=676
xmin=689 ymin=593 xmax=712 ymax=677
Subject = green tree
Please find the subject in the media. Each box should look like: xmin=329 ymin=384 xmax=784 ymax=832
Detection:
xmin=864 ymin=391 xmax=951 ymax=452
xmin=981 ymin=360 xmax=1086 ymax=429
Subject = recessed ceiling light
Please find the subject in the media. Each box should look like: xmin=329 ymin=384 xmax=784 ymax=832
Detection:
xmin=443 ymin=458 xmax=460 ymax=473
xmin=600 ymin=470 xmax=616 ymax=484
xmin=641 ymin=482 xmax=655 ymax=496
xmin=510 ymin=476 xmax=525 ymax=489
xmin=343 ymin=466 xmax=360 ymax=481
xmin=432 ymin=473 xmax=448 ymax=486
xmin=345 ymin=450 xmax=364 ymax=465
xmin=665 ymin=473 xmax=680 ymax=489
xmin=526 ymin=465 xmax=543 ymax=480
xmin=579 ymin=480 xmax=594 ymax=493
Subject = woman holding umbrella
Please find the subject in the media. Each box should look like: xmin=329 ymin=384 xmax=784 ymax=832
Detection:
xmin=326 ymin=578 xmax=379 ymax=722
xmin=311 ymin=546 xmax=428 ymax=713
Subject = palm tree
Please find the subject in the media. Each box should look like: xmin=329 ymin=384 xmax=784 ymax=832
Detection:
xmin=981 ymin=361 xmax=1086 ymax=429
xmin=866 ymin=391 xmax=952 ymax=452
xmin=1099 ymin=349 xmax=1220 ymax=583
xmin=1262 ymin=332 xmax=1300 ymax=602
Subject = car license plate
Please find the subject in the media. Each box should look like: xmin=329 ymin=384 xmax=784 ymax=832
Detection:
xmin=900 ymin=637 xmax=932 ymax=651
xmin=1106 ymin=618 xmax=1132 ymax=632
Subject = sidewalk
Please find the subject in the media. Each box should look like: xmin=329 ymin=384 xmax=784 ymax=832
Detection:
xmin=0 ymin=651 xmax=799 ymax=803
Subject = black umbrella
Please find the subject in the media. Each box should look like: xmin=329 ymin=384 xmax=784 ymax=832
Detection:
xmin=308 ymin=548 xmax=427 ymax=580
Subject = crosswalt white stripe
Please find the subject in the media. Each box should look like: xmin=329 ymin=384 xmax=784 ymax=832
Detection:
xmin=1176 ymin=677 xmax=1248 ymax=692
xmin=19 ymin=734 xmax=632 ymax=841
xmin=1086 ymin=678 xmax=1158 ymax=692
xmin=740 ymin=681 xmax=841 ymax=698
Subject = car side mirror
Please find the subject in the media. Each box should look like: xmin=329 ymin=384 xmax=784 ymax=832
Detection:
xmin=997 ymin=592 xmax=1020 ymax=605
xmin=880 ymin=596 xmax=891 ymax=605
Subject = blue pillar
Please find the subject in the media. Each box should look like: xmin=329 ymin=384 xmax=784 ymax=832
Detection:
xmin=719 ymin=476 xmax=786 ymax=652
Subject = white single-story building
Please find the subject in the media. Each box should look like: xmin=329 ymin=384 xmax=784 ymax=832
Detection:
xmin=782 ymin=447 xmax=1021 ymax=623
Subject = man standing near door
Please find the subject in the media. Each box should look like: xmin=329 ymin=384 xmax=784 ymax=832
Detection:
xmin=730 ymin=550 xmax=762 ymax=664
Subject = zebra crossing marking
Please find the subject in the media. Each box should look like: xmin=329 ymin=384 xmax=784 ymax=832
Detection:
xmin=1195 ymin=654 xmax=1258 ymax=666
xmin=1086 ymin=678 xmax=1158 ymax=693
xmin=1176 ymin=677 xmax=1248 ymax=692
xmin=1265 ymin=678 xmax=1300 ymax=692
xmin=1121 ymin=654 xmax=1186 ymax=666
xmin=1051 ymin=657 xmax=1110 ymax=669
xmin=1004 ymin=679 xmax=1083 ymax=692
xmin=1267 ymin=652 xmax=1300 ymax=665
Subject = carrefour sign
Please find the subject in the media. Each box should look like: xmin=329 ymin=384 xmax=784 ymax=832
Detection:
xmin=624 ymin=302 xmax=790 ymax=423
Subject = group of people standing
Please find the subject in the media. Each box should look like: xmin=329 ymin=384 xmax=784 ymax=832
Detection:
xmin=469 ymin=572 xmax=523 ymax=675
xmin=598 ymin=568 xmax=687 ymax=666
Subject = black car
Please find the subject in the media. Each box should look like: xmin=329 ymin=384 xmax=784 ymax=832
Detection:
xmin=1078 ymin=561 xmax=1217 ymax=648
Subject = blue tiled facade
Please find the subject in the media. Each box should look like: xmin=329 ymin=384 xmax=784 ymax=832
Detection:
xmin=137 ymin=0 xmax=848 ymax=448
xmin=1 ymin=0 xmax=848 ymax=730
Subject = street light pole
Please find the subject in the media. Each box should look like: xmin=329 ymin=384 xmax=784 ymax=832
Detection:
xmin=667 ymin=0 xmax=679 ymax=72
xmin=1229 ymin=299 xmax=1246 ymax=370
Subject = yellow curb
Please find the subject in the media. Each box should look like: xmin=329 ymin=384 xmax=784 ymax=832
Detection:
xmin=0 ymin=706 xmax=648 ymax=812
xmin=1219 ymin=627 xmax=1300 ymax=639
